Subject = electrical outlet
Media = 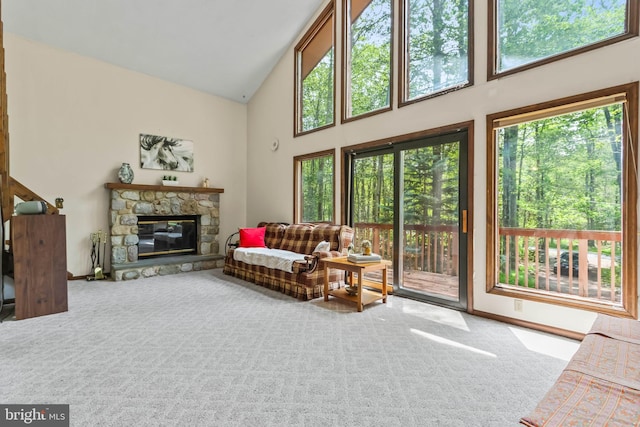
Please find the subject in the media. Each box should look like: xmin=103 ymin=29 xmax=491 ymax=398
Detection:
xmin=514 ymin=299 xmax=523 ymax=312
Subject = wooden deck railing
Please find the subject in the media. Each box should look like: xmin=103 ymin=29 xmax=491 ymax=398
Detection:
xmin=499 ymin=227 xmax=621 ymax=303
xmin=352 ymin=223 xmax=621 ymax=304
xmin=352 ymin=222 xmax=459 ymax=275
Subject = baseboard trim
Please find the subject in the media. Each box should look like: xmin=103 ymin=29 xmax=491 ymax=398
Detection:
xmin=472 ymin=310 xmax=585 ymax=341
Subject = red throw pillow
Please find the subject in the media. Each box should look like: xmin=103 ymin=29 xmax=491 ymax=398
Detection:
xmin=239 ymin=227 xmax=266 ymax=248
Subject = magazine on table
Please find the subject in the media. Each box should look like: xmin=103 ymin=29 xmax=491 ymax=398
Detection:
xmin=347 ymin=253 xmax=382 ymax=263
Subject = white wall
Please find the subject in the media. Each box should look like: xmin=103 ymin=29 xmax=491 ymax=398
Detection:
xmin=5 ymin=33 xmax=248 ymax=276
xmin=247 ymin=1 xmax=640 ymax=333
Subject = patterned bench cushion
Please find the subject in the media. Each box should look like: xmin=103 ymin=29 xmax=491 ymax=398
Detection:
xmin=520 ymin=315 xmax=640 ymax=427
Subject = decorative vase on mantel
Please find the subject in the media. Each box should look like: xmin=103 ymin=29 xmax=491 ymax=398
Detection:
xmin=118 ymin=162 xmax=134 ymax=184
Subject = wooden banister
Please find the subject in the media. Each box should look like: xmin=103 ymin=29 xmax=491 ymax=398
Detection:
xmin=9 ymin=177 xmax=60 ymax=215
xmin=0 ymin=14 xmax=10 ymax=223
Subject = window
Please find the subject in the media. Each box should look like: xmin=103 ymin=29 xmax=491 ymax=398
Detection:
xmin=295 ymin=3 xmax=335 ymax=136
xmin=490 ymin=0 xmax=638 ymax=77
xmin=486 ymin=83 xmax=638 ymax=318
xmin=342 ymin=0 xmax=393 ymax=121
xmin=294 ymin=150 xmax=335 ymax=223
xmin=400 ymin=0 xmax=472 ymax=105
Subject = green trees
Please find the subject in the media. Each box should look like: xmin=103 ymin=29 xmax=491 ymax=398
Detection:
xmin=498 ymin=104 xmax=623 ymax=234
xmin=406 ymin=0 xmax=469 ymax=99
xmin=300 ymin=154 xmax=334 ymax=222
xmin=300 ymin=0 xmax=628 ymax=236
xmin=347 ymin=0 xmax=392 ymax=117
xmin=497 ymin=0 xmax=627 ymax=71
xmin=403 ymin=143 xmax=459 ymax=226
xmin=302 ymin=50 xmax=334 ymax=132
xmin=352 ymin=153 xmax=394 ymax=225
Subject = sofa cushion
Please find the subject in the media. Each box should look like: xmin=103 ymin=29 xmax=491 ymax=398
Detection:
xmin=262 ymin=223 xmax=287 ymax=249
xmin=278 ymin=223 xmax=316 ymax=254
xmin=310 ymin=224 xmax=343 ymax=251
xmin=239 ymin=227 xmax=266 ymax=248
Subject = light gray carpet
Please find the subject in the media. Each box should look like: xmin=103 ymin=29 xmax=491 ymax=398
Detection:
xmin=0 ymin=269 xmax=578 ymax=426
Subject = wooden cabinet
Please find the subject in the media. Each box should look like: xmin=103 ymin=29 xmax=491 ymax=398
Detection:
xmin=11 ymin=214 xmax=67 ymax=320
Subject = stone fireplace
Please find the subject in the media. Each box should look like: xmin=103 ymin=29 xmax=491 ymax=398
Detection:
xmin=105 ymin=183 xmax=225 ymax=280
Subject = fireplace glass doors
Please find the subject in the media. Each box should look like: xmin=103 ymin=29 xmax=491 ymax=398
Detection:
xmin=138 ymin=215 xmax=197 ymax=258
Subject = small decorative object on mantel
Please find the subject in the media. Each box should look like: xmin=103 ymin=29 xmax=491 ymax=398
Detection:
xmin=161 ymin=175 xmax=180 ymax=186
xmin=118 ymin=162 xmax=134 ymax=184
xmin=202 ymin=177 xmax=210 ymax=188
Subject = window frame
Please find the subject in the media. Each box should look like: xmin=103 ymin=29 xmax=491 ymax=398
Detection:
xmin=294 ymin=2 xmax=336 ymax=137
xmin=341 ymin=0 xmax=395 ymax=123
xmin=398 ymin=0 xmax=474 ymax=107
xmin=485 ymin=82 xmax=639 ymax=319
xmin=294 ymin=149 xmax=337 ymax=224
xmin=488 ymin=0 xmax=639 ymax=80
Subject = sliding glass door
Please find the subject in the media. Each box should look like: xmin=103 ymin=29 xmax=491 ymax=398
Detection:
xmin=346 ymin=130 xmax=468 ymax=310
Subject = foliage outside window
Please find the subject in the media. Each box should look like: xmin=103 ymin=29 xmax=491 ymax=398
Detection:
xmin=294 ymin=150 xmax=335 ymax=223
xmin=295 ymin=3 xmax=335 ymax=136
xmin=486 ymin=83 xmax=638 ymax=318
xmin=343 ymin=0 xmax=393 ymax=121
xmin=352 ymin=153 xmax=394 ymax=226
xmin=400 ymin=0 xmax=471 ymax=104
xmin=492 ymin=0 xmax=636 ymax=76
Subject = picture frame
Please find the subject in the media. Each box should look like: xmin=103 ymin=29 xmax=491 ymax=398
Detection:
xmin=139 ymin=133 xmax=194 ymax=172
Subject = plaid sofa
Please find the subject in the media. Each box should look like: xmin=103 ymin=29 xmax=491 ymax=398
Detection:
xmin=223 ymin=222 xmax=355 ymax=300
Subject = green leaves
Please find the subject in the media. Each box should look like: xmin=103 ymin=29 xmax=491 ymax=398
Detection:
xmin=498 ymin=104 xmax=623 ymax=232
xmin=497 ymin=0 xmax=627 ymax=71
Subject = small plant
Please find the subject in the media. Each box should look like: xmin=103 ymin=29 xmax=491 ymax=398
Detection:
xmin=162 ymin=175 xmax=178 ymax=181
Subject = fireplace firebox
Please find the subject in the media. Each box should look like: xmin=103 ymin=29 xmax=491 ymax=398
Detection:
xmin=138 ymin=215 xmax=198 ymax=258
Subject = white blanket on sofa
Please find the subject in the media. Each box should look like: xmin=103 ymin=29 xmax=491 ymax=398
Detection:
xmin=233 ymin=247 xmax=307 ymax=273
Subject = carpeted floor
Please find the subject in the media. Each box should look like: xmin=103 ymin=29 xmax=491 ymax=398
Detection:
xmin=0 ymin=269 xmax=578 ymax=426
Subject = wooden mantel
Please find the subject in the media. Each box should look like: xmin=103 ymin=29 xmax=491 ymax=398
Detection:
xmin=104 ymin=183 xmax=224 ymax=194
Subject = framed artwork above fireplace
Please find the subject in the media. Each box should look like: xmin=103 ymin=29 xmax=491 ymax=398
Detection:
xmin=139 ymin=133 xmax=194 ymax=172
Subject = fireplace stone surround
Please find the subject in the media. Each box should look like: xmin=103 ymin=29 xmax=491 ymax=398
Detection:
xmin=105 ymin=183 xmax=224 ymax=281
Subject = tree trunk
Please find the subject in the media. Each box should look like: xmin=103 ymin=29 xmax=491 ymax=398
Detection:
xmin=373 ymin=155 xmax=384 ymax=222
xmin=502 ymin=127 xmax=519 ymax=272
xmin=603 ymin=106 xmax=622 ymax=230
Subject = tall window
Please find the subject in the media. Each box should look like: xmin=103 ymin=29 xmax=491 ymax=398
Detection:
xmin=343 ymin=0 xmax=393 ymax=121
xmin=486 ymin=83 xmax=638 ymax=318
xmin=294 ymin=150 xmax=335 ymax=223
xmin=490 ymin=0 xmax=637 ymax=77
xmin=295 ymin=3 xmax=335 ymax=136
xmin=400 ymin=0 xmax=471 ymax=105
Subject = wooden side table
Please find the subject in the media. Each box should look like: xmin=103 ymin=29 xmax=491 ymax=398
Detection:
xmin=321 ymin=257 xmax=390 ymax=312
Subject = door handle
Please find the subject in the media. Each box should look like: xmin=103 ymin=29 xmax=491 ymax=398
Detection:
xmin=462 ymin=210 xmax=467 ymax=234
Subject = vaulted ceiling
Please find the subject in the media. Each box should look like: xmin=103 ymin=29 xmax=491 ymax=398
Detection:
xmin=3 ymin=0 xmax=325 ymax=103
